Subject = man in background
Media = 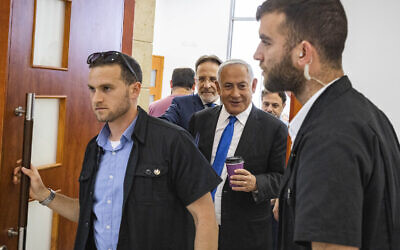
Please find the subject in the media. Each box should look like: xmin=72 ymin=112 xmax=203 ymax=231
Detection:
xmin=161 ymin=55 xmax=222 ymax=130
xmin=261 ymin=89 xmax=286 ymax=119
xmin=149 ymin=67 xmax=195 ymax=117
xmin=254 ymin=0 xmax=400 ymax=249
xmin=189 ymin=59 xmax=287 ymax=250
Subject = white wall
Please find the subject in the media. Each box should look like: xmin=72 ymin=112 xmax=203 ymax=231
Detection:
xmin=153 ymin=0 xmax=230 ymax=97
xmin=342 ymin=0 xmax=400 ymax=137
xmin=153 ymin=0 xmax=400 ymax=137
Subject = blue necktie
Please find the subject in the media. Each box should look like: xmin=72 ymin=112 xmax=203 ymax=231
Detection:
xmin=206 ymin=103 xmax=216 ymax=108
xmin=211 ymin=115 xmax=237 ymax=200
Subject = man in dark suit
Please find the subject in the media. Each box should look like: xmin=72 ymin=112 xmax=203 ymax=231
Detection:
xmin=148 ymin=67 xmax=195 ymax=117
xmin=161 ymin=55 xmax=222 ymax=130
xmin=254 ymin=1 xmax=400 ymax=249
xmin=189 ymin=59 xmax=287 ymax=250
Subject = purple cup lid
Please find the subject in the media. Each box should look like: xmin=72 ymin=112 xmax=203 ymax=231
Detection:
xmin=225 ymin=156 xmax=244 ymax=164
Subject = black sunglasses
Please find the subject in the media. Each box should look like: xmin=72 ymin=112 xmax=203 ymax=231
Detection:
xmin=87 ymin=51 xmax=139 ymax=82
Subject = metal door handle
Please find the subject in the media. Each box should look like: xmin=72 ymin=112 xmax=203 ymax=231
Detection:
xmin=14 ymin=106 xmax=26 ymax=116
xmin=0 ymin=245 xmax=8 ymax=250
xmin=7 ymin=228 xmax=18 ymax=238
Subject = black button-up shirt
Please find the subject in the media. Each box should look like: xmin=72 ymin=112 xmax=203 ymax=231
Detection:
xmin=74 ymin=106 xmax=221 ymax=250
xmin=278 ymin=77 xmax=400 ymax=249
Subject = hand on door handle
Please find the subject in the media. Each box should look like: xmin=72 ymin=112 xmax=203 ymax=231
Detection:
xmin=12 ymin=159 xmax=22 ymax=184
xmin=13 ymin=160 xmax=50 ymax=203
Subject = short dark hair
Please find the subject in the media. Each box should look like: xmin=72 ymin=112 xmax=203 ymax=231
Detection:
xmin=87 ymin=51 xmax=143 ymax=85
xmin=171 ymin=68 xmax=195 ymax=89
xmin=195 ymin=55 xmax=223 ymax=72
xmin=262 ymin=89 xmax=287 ymax=104
xmin=256 ymin=0 xmax=347 ymax=69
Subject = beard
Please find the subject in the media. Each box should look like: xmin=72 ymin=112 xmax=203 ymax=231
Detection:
xmin=264 ymin=52 xmax=306 ymax=96
xmin=199 ymin=91 xmax=219 ymax=104
xmin=95 ymin=91 xmax=131 ymax=123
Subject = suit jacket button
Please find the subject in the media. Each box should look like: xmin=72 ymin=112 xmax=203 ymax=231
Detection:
xmin=145 ymin=169 xmax=152 ymax=175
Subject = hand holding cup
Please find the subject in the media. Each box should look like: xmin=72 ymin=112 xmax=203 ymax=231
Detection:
xmin=226 ymin=156 xmax=257 ymax=192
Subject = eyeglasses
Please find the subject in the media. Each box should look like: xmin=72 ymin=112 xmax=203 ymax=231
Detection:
xmin=196 ymin=76 xmax=218 ymax=84
xmin=87 ymin=51 xmax=139 ymax=81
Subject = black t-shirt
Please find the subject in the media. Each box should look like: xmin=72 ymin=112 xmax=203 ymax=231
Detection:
xmin=278 ymin=77 xmax=399 ymax=250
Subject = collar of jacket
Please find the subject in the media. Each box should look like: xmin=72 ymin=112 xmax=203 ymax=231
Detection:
xmin=130 ymin=106 xmax=148 ymax=145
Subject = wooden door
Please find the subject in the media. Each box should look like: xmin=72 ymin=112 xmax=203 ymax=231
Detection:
xmin=149 ymin=55 xmax=164 ymax=102
xmin=0 ymin=0 xmax=135 ymax=249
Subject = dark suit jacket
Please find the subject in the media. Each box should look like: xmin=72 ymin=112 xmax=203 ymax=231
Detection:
xmin=189 ymin=105 xmax=287 ymax=250
xmin=160 ymin=94 xmax=205 ymax=130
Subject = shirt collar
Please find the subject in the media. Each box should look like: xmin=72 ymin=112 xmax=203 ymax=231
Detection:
xmin=289 ymin=78 xmax=339 ymax=145
xmin=200 ymin=96 xmax=220 ymax=106
xmin=121 ymin=117 xmax=137 ymax=142
xmin=96 ymin=116 xmax=138 ymax=148
xmin=97 ymin=124 xmax=111 ymax=148
xmin=220 ymin=103 xmax=252 ymax=126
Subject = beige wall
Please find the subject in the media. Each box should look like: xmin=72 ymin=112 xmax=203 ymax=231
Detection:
xmin=132 ymin=0 xmax=156 ymax=111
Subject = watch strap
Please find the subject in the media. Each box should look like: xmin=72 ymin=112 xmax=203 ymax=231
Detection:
xmin=39 ymin=188 xmax=55 ymax=206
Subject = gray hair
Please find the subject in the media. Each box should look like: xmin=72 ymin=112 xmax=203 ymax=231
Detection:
xmin=217 ymin=59 xmax=254 ymax=84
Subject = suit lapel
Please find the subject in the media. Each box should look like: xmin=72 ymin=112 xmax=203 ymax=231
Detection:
xmin=234 ymin=106 xmax=258 ymax=158
xmin=199 ymin=106 xmax=221 ymax=162
xmin=193 ymin=94 xmax=204 ymax=112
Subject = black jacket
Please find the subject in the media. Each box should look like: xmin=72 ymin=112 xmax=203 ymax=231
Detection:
xmin=74 ymin=106 xmax=221 ymax=250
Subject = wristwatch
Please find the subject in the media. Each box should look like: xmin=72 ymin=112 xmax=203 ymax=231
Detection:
xmin=39 ymin=188 xmax=56 ymax=206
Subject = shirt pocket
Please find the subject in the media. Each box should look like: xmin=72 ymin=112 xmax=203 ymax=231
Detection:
xmin=78 ymin=170 xmax=93 ymax=193
xmin=133 ymin=165 xmax=171 ymax=203
xmin=78 ymin=170 xmax=92 ymax=182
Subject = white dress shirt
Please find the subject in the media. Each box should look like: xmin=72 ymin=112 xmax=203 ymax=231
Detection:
xmin=289 ymin=78 xmax=340 ymax=146
xmin=211 ymin=104 xmax=252 ymax=225
xmin=201 ymin=98 xmax=220 ymax=108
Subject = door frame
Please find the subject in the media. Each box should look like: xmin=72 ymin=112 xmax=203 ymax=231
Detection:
xmin=0 ymin=0 xmax=137 ymax=249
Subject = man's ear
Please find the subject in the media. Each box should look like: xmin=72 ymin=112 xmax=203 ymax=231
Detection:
xmin=170 ymin=80 xmax=173 ymax=89
xmin=295 ymin=40 xmax=313 ymax=68
xmin=192 ymin=81 xmax=196 ymax=91
xmin=251 ymin=78 xmax=258 ymax=93
xmin=129 ymin=82 xmax=141 ymax=99
xmin=282 ymin=102 xmax=286 ymax=109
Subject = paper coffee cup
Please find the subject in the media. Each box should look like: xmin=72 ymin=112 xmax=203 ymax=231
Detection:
xmin=225 ymin=156 xmax=244 ymax=187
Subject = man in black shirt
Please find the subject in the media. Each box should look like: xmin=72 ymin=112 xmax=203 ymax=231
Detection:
xmin=15 ymin=51 xmax=221 ymax=250
xmin=254 ymin=0 xmax=400 ymax=249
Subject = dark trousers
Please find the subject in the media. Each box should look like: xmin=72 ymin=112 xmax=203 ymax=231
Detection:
xmin=271 ymin=212 xmax=278 ymax=250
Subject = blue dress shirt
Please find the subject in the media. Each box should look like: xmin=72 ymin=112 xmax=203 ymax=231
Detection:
xmin=93 ymin=118 xmax=137 ymax=250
